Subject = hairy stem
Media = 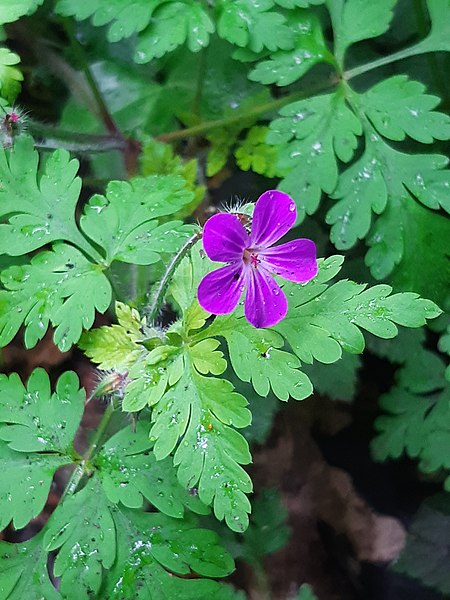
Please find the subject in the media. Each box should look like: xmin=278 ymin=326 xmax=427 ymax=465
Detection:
xmin=147 ymin=230 xmax=202 ymax=322
xmin=61 ymin=403 xmax=115 ymax=500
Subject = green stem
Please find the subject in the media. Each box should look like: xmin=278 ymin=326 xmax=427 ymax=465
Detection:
xmin=61 ymin=403 xmax=115 ymax=500
xmin=344 ymin=41 xmax=430 ymax=80
xmin=30 ymin=120 xmax=126 ymax=153
xmin=157 ymin=81 xmax=336 ymax=143
xmin=192 ymin=47 xmax=207 ymax=116
xmin=413 ymin=0 xmax=450 ymax=105
xmin=147 ymin=230 xmax=202 ymax=322
xmin=61 ymin=18 xmax=142 ymax=175
xmin=62 ymin=18 xmax=121 ymax=136
xmin=30 ymin=82 xmax=335 ymax=155
xmin=64 ymin=227 xmax=107 ymax=265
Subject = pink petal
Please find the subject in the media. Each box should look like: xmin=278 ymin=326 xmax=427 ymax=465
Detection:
xmin=202 ymin=213 xmax=250 ymax=262
xmin=259 ymin=239 xmax=318 ymax=283
xmin=198 ymin=263 xmax=246 ymax=315
xmin=250 ymin=190 xmax=297 ymax=248
xmin=244 ymin=268 xmax=288 ymax=328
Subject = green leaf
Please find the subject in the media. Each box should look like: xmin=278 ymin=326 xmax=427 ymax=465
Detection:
xmin=208 ymin=315 xmax=313 ymax=401
xmin=362 ymin=75 xmax=450 ymax=143
xmin=0 ymin=137 xmax=83 ymax=256
xmin=275 ymin=257 xmax=441 ymax=360
xmin=241 ymin=489 xmax=290 ymax=563
xmin=0 ymin=243 xmax=111 ymax=351
xmin=0 ymin=369 xmax=83 ymax=530
xmin=328 ymin=128 xmax=450 ymax=261
xmin=297 ymin=583 xmax=318 ymax=600
xmin=417 ymin=0 xmax=450 ymax=53
xmin=0 ymin=368 xmax=84 ymax=453
xmin=394 ymin=493 xmax=450 ymax=595
xmin=0 ymin=0 xmax=43 ymax=25
xmin=135 ymin=2 xmax=214 ymax=63
xmin=79 ymin=301 xmax=147 ymax=371
xmin=0 ymin=444 xmax=68 ymax=531
xmin=122 ymin=345 xmax=184 ymax=412
xmin=140 ymin=138 xmax=205 ymax=218
xmin=0 ymin=47 xmax=22 ymax=103
xmin=217 ymin=0 xmax=294 ymax=52
xmin=268 ymin=88 xmax=362 ymax=220
xmin=55 ymin=0 xmax=163 ymax=41
xmin=235 ymin=125 xmax=285 ymax=178
xmin=389 ymin=200 xmax=450 ymax=306
xmin=80 ymin=175 xmax=195 ymax=265
xmin=0 ymin=532 xmax=61 ymax=599
xmin=249 ymin=10 xmax=334 ymax=86
xmin=149 ymin=363 xmax=253 ymax=531
xmin=326 ymin=0 xmax=396 ymax=62
xmin=101 ymin=506 xmax=237 ymax=599
xmin=94 ymin=423 xmax=209 ymax=518
xmin=366 ymin=326 xmax=425 ymax=364
xmin=372 ymin=386 xmax=436 ymax=462
xmin=43 ymin=480 xmax=116 ymax=600
xmin=159 ymin=37 xmax=271 ymax=176
xmin=372 ymin=348 xmax=450 ymax=473
xmin=302 ymin=352 xmax=361 ymax=402
xmin=275 ymin=0 xmax=324 ymax=6
xmin=169 ymin=241 xmax=214 ymax=324
xmin=189 ymin=339 xmax=227 ymax=376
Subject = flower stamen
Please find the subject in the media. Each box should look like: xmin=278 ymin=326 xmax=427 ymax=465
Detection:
xmin=243 ymin=248 xmax=260 ymax=269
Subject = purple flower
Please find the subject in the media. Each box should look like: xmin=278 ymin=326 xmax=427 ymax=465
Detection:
xmin=197 ymin=190 xmax=318 ymax=328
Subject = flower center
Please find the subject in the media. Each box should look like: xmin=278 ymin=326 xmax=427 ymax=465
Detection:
xmin=243 ymin=248 xmax=260 ymax=269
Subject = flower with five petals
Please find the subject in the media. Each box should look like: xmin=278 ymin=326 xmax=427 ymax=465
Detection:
xmin=197 ymin=190 xmax=318 ymax=328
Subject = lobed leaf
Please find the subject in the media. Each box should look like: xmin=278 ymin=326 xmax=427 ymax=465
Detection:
xmin=135 ymin=1 xmax=214 ymax=63
xmin=372 ymin=347 xmax=450 ymax=479
xmin=362 ymin=75 xmax=450 ymax=144
xmin=275 ymin=257 xmax=441 ymax=360
xmin=0 ymin=368 xmax=84 ymax=453
xmin=394 ymin=494 xmax=450 ymax=595
xmin=44 ymin=480 xmax=116 ymax=600
xmin=0 ymin=0 xmax=44 ymax=25
xmin=101 ymin=506 xmax=238 ymax=598
xmin=326 ymin=0 xmax=396 ymax=63
xmin=0 ymin=48 xmax=23 ymax=103
xmin=149 ymin=363 xmax=253 ymax=531
xmin=80 ymin=175 xmax=195 ymax=265
xmin=79 ymin=301 xmax=147 ymax=371
xmin=0 ymin=244 xmax=112 ymax=351
xmin=207 ymin=315 xmax=313 ymax=401
xmin=216 ymin=0 xmax=294 ymax=53
xmin=0 ymin=533 xmax=61 ymax=600
xmin=94 ymin=423 xmax=209 ymax=518
xmin=0 ymin=369 xmax=83 ymax=530
xmin=249 ymin=10 xmax=334 ymax=86
xmin=0 ymin=137 xmax=82 ymax=256
xmin=268 ymin=88 xmax=362 ymax=219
